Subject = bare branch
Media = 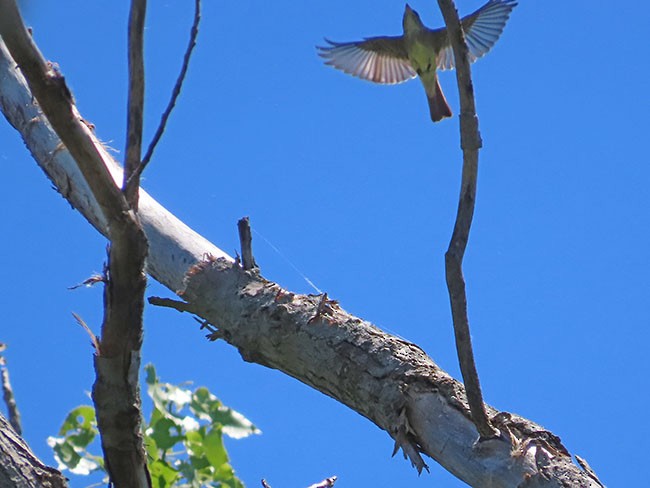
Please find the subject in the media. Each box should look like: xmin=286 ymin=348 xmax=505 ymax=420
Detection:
xmin=148 ymin=296 xmax=196 ymax=313
xmin=0 ymin=345 xmax=22 ymax=436
xmin=0 ymin=2 xmax=151 ymax=484
xmin=238 ymin=216 xmax=258 ymax=270
xmin=134 ymin=0 xmax=201 ymax=182
xmin=436 ymin=0 xmax=496 ymax=439
xmin=90 ymin=2 xmax=151 ymax=484
xmin=123 ymin=0 xmax=147 ymax=207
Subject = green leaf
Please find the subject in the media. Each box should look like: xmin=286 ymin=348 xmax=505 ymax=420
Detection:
xmin=203 ymin=428 xmax=227 ymax=468
xmin=148 ymin=374 xmax=193 ymax=425
xmin=52 ymin=364 xmax=256 ymax=488
xmin=148 ymin=416 xmax=184 ymax=452
xmin=145 ymin=435 xmax=160 ymax=463
xmin=50 ymin=438 xmax=82 ymax=468
xmin=145 ymin=363 xmax=157 ymax=385
xmin=190 ymin=387 xmax=221 ymax=422
xmin=58 ymin=405 xmax=96 ymax=437
xmin=149 ymin=459 xmax=180 ymax=488
xmin=213 ymin=407 xmax=261 ymax=439
xmin=190 ymin=387 xmax=260 ymax=439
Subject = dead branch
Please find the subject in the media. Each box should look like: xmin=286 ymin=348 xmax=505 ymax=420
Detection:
xmin=436 ymin=0 xmax=496 ymax=439
xmin=0 ymin=345 xmax=22 ymax=435
xmin=0 ymin=1 xmax=151 ymax=485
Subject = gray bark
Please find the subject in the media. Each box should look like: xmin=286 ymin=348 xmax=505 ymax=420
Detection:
xmin=0 ymin=413 xmax=68 ymax=488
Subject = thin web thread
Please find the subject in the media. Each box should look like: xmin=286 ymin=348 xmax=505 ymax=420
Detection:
xmin=252 ymin=230 xmax=410 ymax=342
xmin=252 ymin=229 xmax=323 ymax=294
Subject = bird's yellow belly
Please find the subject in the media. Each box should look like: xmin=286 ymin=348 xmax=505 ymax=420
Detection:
xmin=408 ymin=40 xmax=437 ymax=74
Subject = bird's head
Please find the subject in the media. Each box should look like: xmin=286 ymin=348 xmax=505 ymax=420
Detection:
xmin=403 ymin=4 xmax=424 ymax=32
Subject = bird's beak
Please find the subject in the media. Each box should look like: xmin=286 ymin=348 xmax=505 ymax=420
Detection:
xmin=405 ymin=3 xmax=413 ymax=12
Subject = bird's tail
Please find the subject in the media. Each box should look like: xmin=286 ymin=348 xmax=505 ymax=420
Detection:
xmin=425 ymin=76 xmax=452 ymax=122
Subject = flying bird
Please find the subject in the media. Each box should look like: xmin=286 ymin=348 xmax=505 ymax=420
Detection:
xmin=317 ymin=0 xmax=517 ymax=122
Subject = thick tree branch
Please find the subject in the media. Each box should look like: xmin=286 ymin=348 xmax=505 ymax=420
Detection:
xmin=0 ymin=2 xmax=151 ymax=486
xmin=0 ymin=413 xmax=68 ymax=488
xmin=436 ymin=0 xmax=496 ymax=439
xmin=0 ymin=33 xmax=602 ymax=488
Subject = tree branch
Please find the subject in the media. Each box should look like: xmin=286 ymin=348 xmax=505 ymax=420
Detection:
xmin=436 ymin=0 xmax=496 ymax=439
xmin=238 ymin=216 xmax=258 ymax=270
xmin=0 ymin=412 xmax=69 ymax=487
xmin=123 ymin=0 xmax=147 ymax=206
xmin=0 ymin=344 xmax=22 ymax=436
xmin=0 ymin=30 xmax=602 ymax=488
xmin=130 ymin=0 xmax=201 ymax=186
xmin=0 ymin=2 xmax=151 ymax=485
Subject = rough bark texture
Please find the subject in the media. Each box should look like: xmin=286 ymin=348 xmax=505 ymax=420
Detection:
xmin=0 ymin=32 xmax=601 ymax=488
xmin=0 ymin=2 xmax=151 ymax=485
xmin=0 ymin=413 xmax=69 ymax=488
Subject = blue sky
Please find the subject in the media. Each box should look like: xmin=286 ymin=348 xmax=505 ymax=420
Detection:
xmin=1 ymin=1 xmax=648 ymax=486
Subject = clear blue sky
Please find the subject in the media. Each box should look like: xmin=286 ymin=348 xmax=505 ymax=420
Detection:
xmin=2 ymin=1 xmax=648 ymax=486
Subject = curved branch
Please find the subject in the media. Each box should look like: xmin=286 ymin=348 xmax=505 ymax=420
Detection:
xmin=436 ymin=0 xmax=495 ymax=439
xmin=134 ymin=0 xmax=202 ymax=183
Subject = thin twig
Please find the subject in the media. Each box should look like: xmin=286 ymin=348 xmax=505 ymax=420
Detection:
xmin=72 ymin=312 xmax=101 ymax=355
xmin=436 ymin=0 xmax=497 ymax=439
xmin=131 ymin=0 xmax=201 ymax=184
xmin=123 ymin=0 xmax=147 ymax=207
xmin=0 ymin=344 xmax=22 ymax=436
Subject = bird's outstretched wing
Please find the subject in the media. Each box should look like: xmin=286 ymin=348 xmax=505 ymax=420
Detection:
xmin=317 ymin=36 xmax=416 ymax=85
xmin=435 ymin=0 xmax=518 ymax=70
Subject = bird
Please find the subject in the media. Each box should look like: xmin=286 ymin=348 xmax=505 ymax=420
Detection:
xmin=317 ymin=0 xmax=517 ymax=122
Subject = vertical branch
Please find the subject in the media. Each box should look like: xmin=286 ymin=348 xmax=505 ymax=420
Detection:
xmin=123 ymin=0 xmax=147 ymax=207
xmin=0 ymin=344 xmax=22 ymax=436
xmin=131 ymin=0 xmax=202 ymax=184
xmin=0 ymin=1 xmax=152 ymax=484
xmin=93 ymin=1 xmax=151 ymax=485
xmin=237 ymin=216 xmax=258 ymax=270
xmin=436 ymin=0 xmax=498 ymax=439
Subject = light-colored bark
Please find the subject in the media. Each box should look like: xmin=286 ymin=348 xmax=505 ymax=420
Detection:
xmin=0 ymin=36 xmax=601 ymax=487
